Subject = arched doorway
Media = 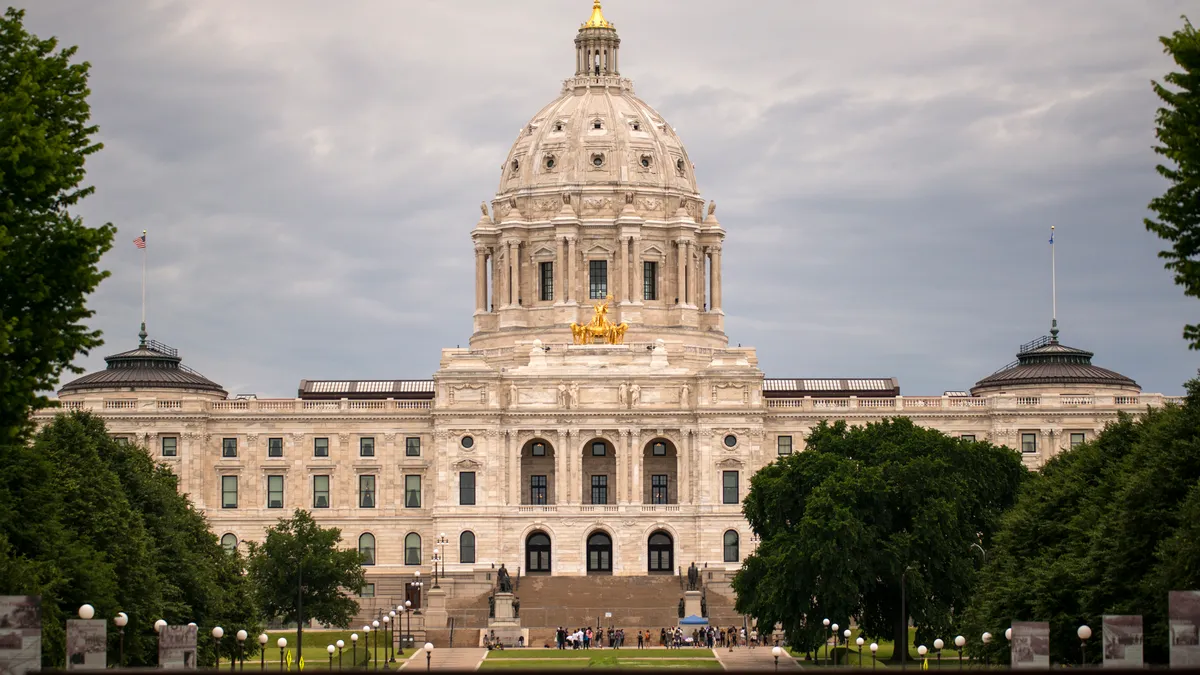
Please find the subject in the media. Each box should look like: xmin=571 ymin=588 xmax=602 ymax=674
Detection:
xmin=521 ymin=439 xmax=556 ymax=505
xmin=526 ymin=531 xmax=551 ymax=575
xmin=648 ymin=531 xmax=673 ymax=574
xmin=582 ymin=438 xmax=616 ymax=505
xmin=586 ymin=531 xmax=613 ymax=575
xmin=643 ymin=438 xmax=678 ymax=504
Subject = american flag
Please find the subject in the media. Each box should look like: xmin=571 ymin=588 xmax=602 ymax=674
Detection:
xmin=133 ymin=232 xmax=146 ymax=249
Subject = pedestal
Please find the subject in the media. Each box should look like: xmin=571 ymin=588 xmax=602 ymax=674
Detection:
xmin=424 ymin=587 xmax=447 ymax=630
xmin=485 ymin=592 xmax=526 ymax=647
xmin=683 ymin=590 xmax=702 ymax=618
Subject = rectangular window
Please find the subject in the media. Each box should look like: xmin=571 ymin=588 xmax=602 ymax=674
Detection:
xmin=589 ymin=259 xmax=608 ymax=299
xmin=643 ymin=261 xmax=658 ymax=300
xmin=268 ymin=437 xmax=283 ymax=458
xmin=591 ymin=441 xmax=606 ymax=456
xmin=359 ymin=475 xmax=376 ymax=508
xmin=359 ymin=583 xmax=375 ymax=598
xmin=314 ymin=437 xmax=329 ymax=457
xmin=222 ymin=438 xmax=237 ymax=458
xmin=405 ymin=437 xmax=421 ymax=457
xmin=267 ymin=475 xmax=284 ymax=509
xmin=221 ymin=476 xmax=238 ymax=509
xmin=459 ymin=471 xmax=476 ymax=506
xmin=651 ymin=474 xmax=668 ymax=505
xmin=360 ymin=437 xmax=375 ymax=457
xmin=591 ymin=475 xmax=608 ymax=505
xmin=777 ymin=436 xmax=792 ymax=456
xmin=539 ymin=261 xmax=554 ymax=301
xmin=313 ymin=475 xmax=330 ymax=509
xmin=530 ymin=475 xmax=547 ymax=505
xmin=532 ymin=442 xmax=546 ymax=457
xmin=161 ymin=437 xmax=178 ymax=457
xmin=405 ymin=475 xmax=422 ymax=508
xmin=1021 ymin=433 xmax=1038 ymax=454
xmin=1070 ymin=432 xmax=1085 ymax=448
xmin=961 ymin=434 xmax=976 ymax=442
xmin=722 ymin=470 xmax=739 ymax=505
xmin=652 ymin=441 xmax=666 ymax=456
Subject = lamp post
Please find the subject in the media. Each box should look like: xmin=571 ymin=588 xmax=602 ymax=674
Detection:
xmin=388 ymin=611 xmax=397 ymax=663
xmin=352 ymin=632 xmax=360 ymax=670
xmin=114 ymin=612 xmax=128 ymax=668
xmin=276 ymin=638 xmax=287 ymax=674
xmin=404 ymin=601 xmax=413 ymax=656
xmin=382 ymin=615 xmax=391 ymax=670
xmin=934 ymin=638 xmax=944 ymax=669
xmin=423 ymin=643 xmax=433 ymax=672
xmin=856 ymin=637 xmax=864 ymax=667
xmin=434 ymin=533 xmax=449 ymax=589
xmin=337 ymin=640 xmax=345 ymax=670
xmin=772 ymin=645 xmax=782 ymax=672
xmin=870 ymin=643 xmax=879 ymax=670
xmin=258 ymin=634 xmax=268 ymax=671
xmin=1078 ymin=625 xmax=1092 ymax=667
xmin=410 ymin=573 xmax=424 ymax=614
xmin=372 ymin=620 xmax=380 ymax=670
xmin=213 ymin=627 xmax=225 ymax=670
xmin=328 ymin=645 xmax=335 ymax=670
xmin=237 ymin=630 xmax=247 ymax=671
xmin=831 ymin=624 xmax=839 ymax=666
xmin=822 ymin=619 xmax=830 ymax=666
xmin=981 ymin=632 xmax=992 ymax=670
xmin=844 ymin=629 xmax=852 ymax=666
xmin=954 ymin=636 xmax=965 ymax=672
xmin=917 ymin=644 xmax=928 ymax=669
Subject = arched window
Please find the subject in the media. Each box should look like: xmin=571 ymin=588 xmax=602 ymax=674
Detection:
xmin=359 ymin=533 xmax=376 ymax=566
xmin=723 ymin=530 xmax=740 ymax=563
xmin=460 ymin=531 xmax=476 ymax=564
xmin=405 ymin=533 xmax=422 ymax=565
xmin=221 ymin=533 xmax=237 ymax=555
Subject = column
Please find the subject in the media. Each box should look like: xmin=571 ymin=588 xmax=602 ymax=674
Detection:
xmin=567 ymin=237 xmax=577 ymax=304
xmin=711 ymin=246 xmax=722 ymax=311
xmin=474 ymin=246 xmax=487 ymax=312
xmin=622 ymin=238 xmax=633 ymax=302
xmin=630 ymin=430 xmax=642 ymax=504
xmin=698 ymin=246 xmax=707 ymax=310
xmin=508 ymin=241 xmax=520 ymax=306
xmin=555 ymin=237 xmax=565 ymax=304
xmin=555 ymin=430 xmax=568 ymax=505
xmin=632 ymin=237 xmax=642 ymax=302
xmin=492 ymin=249 xmax=503 ymax=310
xmin=675 ymin=240 xmax=686 ymax=305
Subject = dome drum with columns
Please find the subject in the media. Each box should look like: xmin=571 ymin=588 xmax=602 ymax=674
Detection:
xmin=470 ymin=1 xmax=727 ymax=352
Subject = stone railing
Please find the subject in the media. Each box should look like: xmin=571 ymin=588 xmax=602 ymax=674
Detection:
xmin=765 ymin=394 xmax=1176 ymax=412
xmin=48 ymin=397 xmax=433 ymax=415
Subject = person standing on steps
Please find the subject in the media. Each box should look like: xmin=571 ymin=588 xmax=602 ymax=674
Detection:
xmin=637 ymin=630 xmax=643 ymax=649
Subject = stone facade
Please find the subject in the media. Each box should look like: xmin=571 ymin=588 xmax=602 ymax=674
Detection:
xmin=39 ymin=2 xmax=1178 ymax=626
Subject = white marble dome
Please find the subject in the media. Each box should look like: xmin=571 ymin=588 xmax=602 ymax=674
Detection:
xmin=498 ymin=85 xmax=700 ymax=199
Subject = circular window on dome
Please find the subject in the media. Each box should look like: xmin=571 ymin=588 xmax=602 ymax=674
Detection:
xmin=640 ymin=155 xmax=652 ymax=169
xmin=591 ymin=153 xmax=605 ymax=168
xmin=723 ymin=434 xmax=737 ymax=448
xmin=461 ymin=436 xmax=475 ymax=449
xmin=545 ymin=155 xmax=556 ymax=170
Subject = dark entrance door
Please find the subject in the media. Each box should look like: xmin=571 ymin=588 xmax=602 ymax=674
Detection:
xmin=526 ymin=532 xmax=552 ymax=574
xmin=648 ymin=531 xmax=673 ymax=574
xmin=587 ymin=532 xmax=613 ymax=574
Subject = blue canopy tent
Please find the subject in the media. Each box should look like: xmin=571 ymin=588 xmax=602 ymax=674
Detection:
xmin=679 ymin=615 xmax=709 ymax=626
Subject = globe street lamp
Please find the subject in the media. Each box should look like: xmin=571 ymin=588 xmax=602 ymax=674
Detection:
xmin=213 ymin=627 xmax=225 ymax=669
xmin=772 ymin=645 xmax=782 ymax=672
xmin=434 ymin=533 xmax=449 ymax=589
xmin=423 ymin=643 xmax=433 ymax=672
xmin=337 ymin=639 xmax=345 ymax=670
xmin=372 ymin=621 xmax=380 ymax=670
xmin=237 ymin=630 xmax=248 ymax=670
xmin=1004 ymin=628 xmax=1011 ymax=641
xmin=822 ymin=619 xmax=830 ymax=665
xmin=114 ymin=612 xmax=128 ymax=667
xmin=934 ymin=638 xmax=944 ymax=669
xmin=404 ymin=601 xmax=413 ymax=655
xmin=351 ymin=633 xmax=360 ymax=669
xmin=276 ymin=637 xmax=287 ymax=674
xmin=328 ymin=645 xmax=335 ymax=670
xmin=917 ymin=644 xmax=928 ymax=669
xmin=954 ymin=635 xmax=966 ymax=671
xmin=982 ymin=632 xmax=992 ymax=669
xmin=831 ymin=623 xmax=839 ymax=665
xmin=410 ymin=573 xmax=423 ymax=615
xmin=1078 ymin=625 xmax=1092 ymax=667
xmin=870 ymin=643 xmax=879 ymax=670
xmin=382 ymin=615 xmax=391 ymax=670
xmin=258 ymin=634 xmax=268 ymax=671
xmin=78 ymin=604 xmax=95 ymax=620
xmin=388 ymin=611 xmax=398 ymax=663
xmin=856 ymin=637 xmax=865 ymax=667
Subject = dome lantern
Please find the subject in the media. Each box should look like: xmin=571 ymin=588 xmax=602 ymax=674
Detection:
xmin=575 ymin=1 xmax=620 ymax=78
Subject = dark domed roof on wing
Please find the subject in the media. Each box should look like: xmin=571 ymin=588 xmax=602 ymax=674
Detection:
xmin=971 ymin=334 xmax=1138 ymax=393
xmin=58 ymin=335 xmax=226 ymax=396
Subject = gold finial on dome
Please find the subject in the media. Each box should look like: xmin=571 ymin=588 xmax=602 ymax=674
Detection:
xmin=582 ymin=0 xmax=613 ymax=29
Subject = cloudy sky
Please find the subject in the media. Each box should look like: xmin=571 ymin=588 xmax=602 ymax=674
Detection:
xmin=24 ymin=0 xmax=1198 ymax=397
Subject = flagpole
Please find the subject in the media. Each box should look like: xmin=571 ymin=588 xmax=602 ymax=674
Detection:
xmin=140 ymin=229 xmax=147 ymax=345
xmin=1050 ymin=225 xmax=1057 ymax=341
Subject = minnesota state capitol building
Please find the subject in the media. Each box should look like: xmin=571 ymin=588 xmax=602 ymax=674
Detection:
xmin=42 ymin=2 xmax=1177 ymax=634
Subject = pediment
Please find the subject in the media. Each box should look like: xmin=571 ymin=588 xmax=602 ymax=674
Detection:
xmin=454 ymin=458 xmax=484 ymax=470
xmin=584 ymin=243 xmax=613 ymax=256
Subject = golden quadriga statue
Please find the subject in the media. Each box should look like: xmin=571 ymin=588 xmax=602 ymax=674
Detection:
xmin=570 ymin=295 xmax=628 ymax=345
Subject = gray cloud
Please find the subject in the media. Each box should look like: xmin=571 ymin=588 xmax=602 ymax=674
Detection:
xmin=22 ymin=0 xmax=1197 ymax=397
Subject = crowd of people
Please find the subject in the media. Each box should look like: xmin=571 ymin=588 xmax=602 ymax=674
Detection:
xmin=545 ymin=625 xmax=765 ymax=650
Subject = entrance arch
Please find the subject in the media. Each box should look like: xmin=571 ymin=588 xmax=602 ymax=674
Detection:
xmin=521 ymin=438 xmax=556 ymax=505
xmin=643 ymin=438 xmax=678 ymax=504
xmin=582 ymin=438 xmax=616 ymax=505
xmin=526 ymin=531 xmax=552 ymax=574
xmin=586 ymin=531 xmax=613 ymax=575
xmin=648 ymin=530 xmax=673 ymax=574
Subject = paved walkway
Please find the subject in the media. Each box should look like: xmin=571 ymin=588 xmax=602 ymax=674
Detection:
xmin=399 ymin=648 xmax=486 ymax=671
xmin=714 ymin=645 xmax=802 ymax=671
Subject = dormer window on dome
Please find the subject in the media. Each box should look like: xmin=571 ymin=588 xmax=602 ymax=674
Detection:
xmin=640 ymin=154 xmax=652 ymax=169
xmin=544 ymin=155 xmax=557 ymax=170
xmin=511 ymin=159 xmax=520 ymax=173
xmin=592 ymin=119 xmax=603 ymax=130
xmin=591 ymin=153 xmax=605 ymax=168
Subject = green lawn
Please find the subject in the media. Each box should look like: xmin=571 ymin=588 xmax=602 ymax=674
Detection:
xmin=228 ymin=630 xmax=396 ymax=671
xmin=788 ymin=628 xmax=980 ymax=669
xmin=480 ymin=653 xmax=722 ymax=670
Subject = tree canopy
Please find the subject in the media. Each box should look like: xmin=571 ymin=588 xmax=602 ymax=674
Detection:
xmin=0 ymin=412 xmax=259 ymax=667
xmin=1146 ymin=16 xmax=1200 ymax=350
xmin=246 ymin=510 xmax=366 ymax=655
xmin=0 ymin=7 xmax=115 ymax=443
xmin=964 ymin=379 xmax=1200 ymax=665
xmin=732 ymin=418 xmax=1027 ymax=659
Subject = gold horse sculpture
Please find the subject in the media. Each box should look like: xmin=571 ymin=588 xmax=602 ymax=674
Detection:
xmin=571 ymin=295 xmax=629 ymax=345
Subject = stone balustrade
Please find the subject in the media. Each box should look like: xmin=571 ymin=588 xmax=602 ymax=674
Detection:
xmin=48 ymin=397 xmax=433 ymax=415
xmin=765 ymin=394 xmax=1180 ymax=412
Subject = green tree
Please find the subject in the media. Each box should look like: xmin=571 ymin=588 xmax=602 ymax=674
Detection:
xmin=964 ymin=381 xmax=1200 ymax=665
xmin=0 ymin=412 xmax=260 ymax=667
xmin=247 ymin=510 xmax=366 ymax=656
xmin=0 ymin=8 xmax=115 ymax=443
xmin=1146 ymin=16 xmax=1200 ymax=349
xmin=732 ymin=418 xmax=1027 ymax=661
